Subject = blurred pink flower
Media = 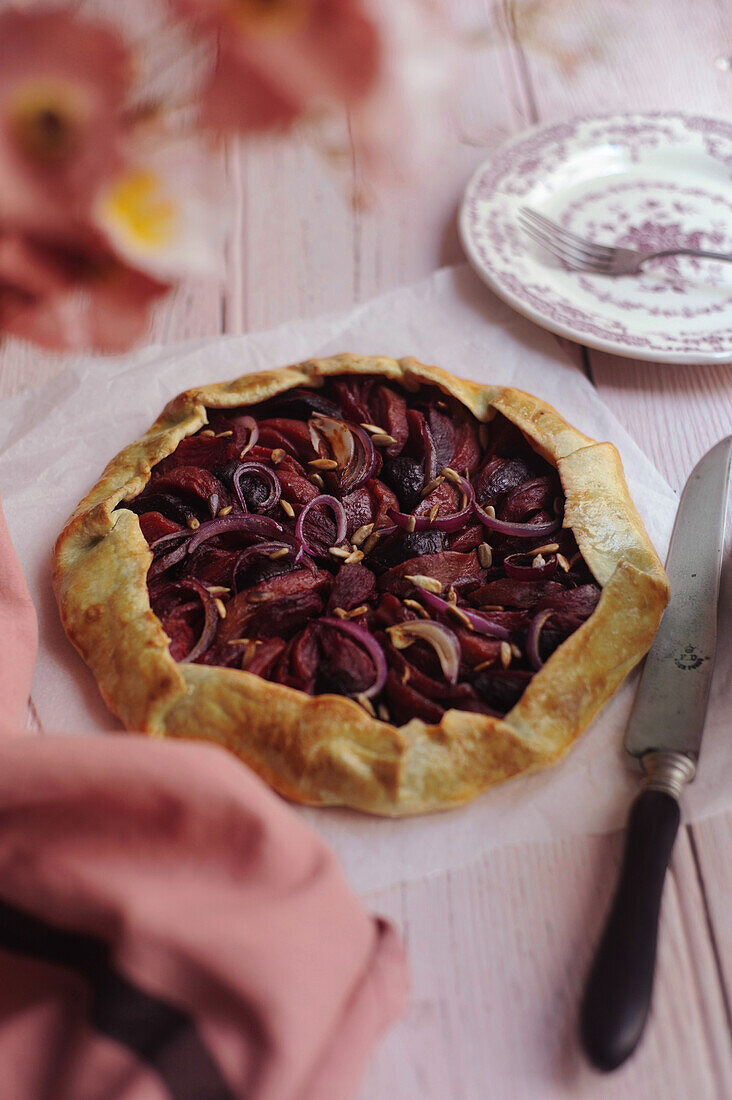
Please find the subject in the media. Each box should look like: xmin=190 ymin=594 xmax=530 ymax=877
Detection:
xmin=169 ymin=0 xmax=381 ymax=132
xmin=0 ymin=7 xmax=131 ymax=235
xmin=0 ymin=230 xmax=169 ymax=352
xmin=347 ymin=0 xmax=458 ymax=189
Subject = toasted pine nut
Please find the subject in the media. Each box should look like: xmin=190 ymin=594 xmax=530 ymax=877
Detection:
xmin=308 ymin=458 xmax=338 ymax=470
xmin=406 ymin=574 xmax=441 ymax=594
xmin=478 ymin=543 xmax=493 ymax=568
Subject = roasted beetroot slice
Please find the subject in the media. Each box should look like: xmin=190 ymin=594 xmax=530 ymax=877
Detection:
xmin=277 ymin=466 xmax=320 ymax=507
xmin=473 ymin=669 xmax=533 ymax=713
xmin=372 ymin=384 xmax=408 ymax=456
xmin=331 ymin=378 xmax=374 ymax=424
xmin=129 ymin=492 xmax=196 ymax=526
xmin=218 ymin=567 xmax=331 ymax=643
xmin=253 ymin=591 xmax=325 ymax=639
xmin=273 ymin=635 xmax=315 ymax=693
xmin=366 ymin=477 xmax=400 ymax=529
xmin=148 ymin=466 xmax=229 ymax=517
xmin=379 ymin=550 xmax=485 ymax=598
xmin=500 ymin=476 xmax=558 ymax=522
xmin=138 ymin=511 xmax=183 ymax=544
xmin=129 ymin=373 xmax=595 ymax=725
xmin=256 ymin=418 xmax=315 ymax=460
xmin=341 ymin=487 xmax=374 ymax=536
xmin=385 ymin=644 xmax=448 ymax=702
xmin=449 ymin=523 xmax=484 ymax=552
xmin=244 ymin=637 xmax=288 ymax=678
xmin=373 ymin=593 xmax=418 ymax=628
xmin=263 ymin=387 xmax=342 ymax=420
xmin=328 ymin=563 xmax=376 ymax=612
xmin=469 ymin=579 xmax=565 ymax=610
xmin=452 ymin=416 xmax=482 ymax=475
xmin=153 ymin=434 xmax=236 ymax=476
xmin=473 ymin=455 xmax=537 ymax=507
xmin=290 ymin=625 xmax=320 ymax=682
xmin=161 ymin=610 xmax=198 ymax=663
xmin=454 ymin=630 xmax=504 ymax=668
xmin=449 ymin=681 xmax=502 ymax=718
xmin=384 ymin=670 xmax=445 ymax=725
xmin=316 ymin=626 xmax=379 ymax=696
xmin=427 ymin=406 xmax=456 ymax=472
xmin=536 ymin=583 xmax=601 ymax=633
xmin=414 ymin=480 xmax=460 ymax=521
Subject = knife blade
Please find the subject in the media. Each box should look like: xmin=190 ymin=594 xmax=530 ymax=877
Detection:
xmin=625 ymin=434 xmax=732 ymax=762
xmin=580 ymin=436 xmax=732 ymax=1073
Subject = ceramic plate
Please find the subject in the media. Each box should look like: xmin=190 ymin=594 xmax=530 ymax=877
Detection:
xmin=459 ymin=113 xmax=732 ymax=364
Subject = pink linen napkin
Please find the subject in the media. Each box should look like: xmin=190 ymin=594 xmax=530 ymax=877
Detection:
xmin=0 ymin=497 xmax=37 ymax=729
xmin=0 ymin=508 xmax=408 ymax=1100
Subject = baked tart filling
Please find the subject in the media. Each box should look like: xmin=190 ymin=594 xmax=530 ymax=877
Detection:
xmin=127 ymin=375 xmax=601 ymax=725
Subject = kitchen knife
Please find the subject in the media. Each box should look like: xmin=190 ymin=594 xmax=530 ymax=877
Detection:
xmin=580 ymin=435 xmax=732 ymax=1072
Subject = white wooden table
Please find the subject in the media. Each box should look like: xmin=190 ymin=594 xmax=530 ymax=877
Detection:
xmin=2 ymin=2 xmax=731 ymax=1096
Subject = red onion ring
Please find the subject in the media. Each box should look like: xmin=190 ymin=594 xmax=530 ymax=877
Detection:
xmin=232 ymin=461 xmax=282 ymax=513
xmin=187 ymin=514 xmax=284 ymax=554
xmin=295 ymin=495 xmax=347 ymax=556
xmin=342 ymin=425 xmax=378 ymax=493
xmin=174 ymin=578 xmax=219 ymax=664
xmin=319 ymin=617 xmax=387 ymax=699
xmin=417 ymin=418 xmax=438 ymax=481
xmin=386 ymin=619 xmax=460 ymax=685
xmin=310 ymin=415 xmax=355 ymax=468
xmin=526 ymin=609 xmax=554 ymax=670
xmin=236 ymin=415 xmax=259 ymax=456
xmin=504 ymin=552 xmax=558 ymax=580
xmin=414 ymin=588 xmax=511 ymax=639
xmin=388 ymin=474 xmax=475 ymax=534
xmin=147 ymin=530 xmax=191 ymax=579
xmin=308 ymin=415 xmax=376 ymax=493
xmin=150 ymin=530 xmax=190 ymax=553
xmin=473 ymin=504 xmax=562 ymax=539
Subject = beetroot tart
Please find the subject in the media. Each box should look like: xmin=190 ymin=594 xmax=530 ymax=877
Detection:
xmin=53 ymin=355 xmax=669 ymax=815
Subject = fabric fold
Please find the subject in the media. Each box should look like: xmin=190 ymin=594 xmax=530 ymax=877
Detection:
xmin=0 ymin=501 xmax=407 ymax=1099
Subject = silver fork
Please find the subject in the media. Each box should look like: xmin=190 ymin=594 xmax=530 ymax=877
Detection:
xmin=518 ymin=206 xmax=732 ymax=276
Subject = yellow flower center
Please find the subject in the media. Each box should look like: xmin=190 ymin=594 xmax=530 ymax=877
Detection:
xmin=100 ymin=170 xmax=177 ymax=251
xmin=226 ymin=0 xmax=312 ymax=37
xmin=10 ymin=81 xmax=83 ymax=164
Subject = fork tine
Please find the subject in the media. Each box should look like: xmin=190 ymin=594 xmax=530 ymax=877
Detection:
xmin=516 ymin=214 xmax=612 ymax=264
xmin=518 ymin=211 xmax=615 ymax=263
xmin=519 ymin=206 xmax=615 ymax=257
xmin=519 ymin=207 xmax=615 ymax=259
xmin=518 ymin=223 xmax=590 ymax=268
xmin=518 ymin=221 xmax=613 ymax=271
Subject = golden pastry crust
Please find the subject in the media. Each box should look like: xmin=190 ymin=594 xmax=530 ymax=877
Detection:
xmin=53 ymin=354 xmax=669 ymax=815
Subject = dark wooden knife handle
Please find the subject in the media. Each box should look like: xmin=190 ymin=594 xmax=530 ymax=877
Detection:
xmin=580 ymin=788 xmax=680 ymax=1071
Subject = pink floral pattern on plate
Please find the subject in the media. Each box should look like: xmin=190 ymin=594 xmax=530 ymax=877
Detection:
xmin=459 ymin=112 xmax=732 ymax=364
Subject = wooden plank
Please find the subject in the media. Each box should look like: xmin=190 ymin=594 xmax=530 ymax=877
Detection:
xmin=690 ymin=817 xmax=732 ymax=1019
xmin=505 ymin=0 xmax=731 ymax=123
xmin=361 ymin=827 xmax=732 ymax=1098
xmin=588 ymin=356 xmax=732 ymax=489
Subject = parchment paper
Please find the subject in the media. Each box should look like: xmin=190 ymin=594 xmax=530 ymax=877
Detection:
xmin=0 ymin=264 xmax=728 ymax=894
